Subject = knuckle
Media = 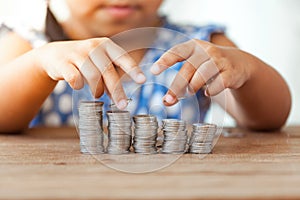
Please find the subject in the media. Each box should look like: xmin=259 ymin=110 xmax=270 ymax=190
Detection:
xmin=195 ymin=70 xmax=205 ymax=81
xmin=212 ymin=56 xmax=230 ymax=72
xmin=111 ymin=87 xmax=125 ymax=100
xmin=157 ymin=56 xmax=170 ymax=65
xmin=100 ymin=37 xmax=111 ymax=43
xmin=99 ymin=37 xmax=113 ymax=48
xmin=66 ymin=71 xmax=80 ymax=86
xmin=85 ymin=39 xmax=101 ymax=49
xmin=231 ymin=74 xmax=244 ymax=89
xmin=85 ymin=37 xmax=111 ymax=50
xmin=206 ymin=45 xmax=220 ymax=56
xmin=170 ymin=45 xmax=182 ymax=53
xmin=222 ymin=74 xmax=232 ymax=88
xmin=190 ymin=39 xmax=199 ymax=46
xmin=113 ymin=86 xmax=123 ymax=95
xmin=70 ymin=51 xmax=87 ymax=64
xmin=223 ymin=80 xmax=230 ymax=89
xmin=90 ymin=72 xmax=102 ymax=84
xmin=102 ymin=64 xmax=115 ymax=75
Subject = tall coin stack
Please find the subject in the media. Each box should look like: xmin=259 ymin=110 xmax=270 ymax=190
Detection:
xmin=132 ymin=115 xmax=158 ymax=154
xmin=161 ymin=119 xmax=188 ymax=154
xmin=106 ymin=110 xmax=132 ymax=154
xmin=78 ymin=101 xmax=105 ymax=154
xmin=189 ymin=123 xmax=217 ymax=154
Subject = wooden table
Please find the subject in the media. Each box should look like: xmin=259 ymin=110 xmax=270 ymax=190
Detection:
xmin=0 ymin=126 xmax=300 ymax=200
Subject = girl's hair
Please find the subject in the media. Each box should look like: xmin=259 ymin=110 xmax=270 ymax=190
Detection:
xmin=45 ymin=6 xmax=69 ymax=42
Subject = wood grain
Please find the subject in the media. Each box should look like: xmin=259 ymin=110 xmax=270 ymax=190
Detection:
xmin=0 ymin=126 xmax=300 ymax=200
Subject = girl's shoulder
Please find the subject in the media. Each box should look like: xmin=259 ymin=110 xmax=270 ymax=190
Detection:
xmin=0 ymin=15 xmax=48 ymax=48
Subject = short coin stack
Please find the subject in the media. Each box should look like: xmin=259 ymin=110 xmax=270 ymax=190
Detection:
xmin=132 ymin=115 xmax=158 ymax=154
xmin=78 ymin=101 xmax=105 ymax=154
xmin=106 ymin=110 xmax=132 ymax=154
xmin=189 ymin=123 xmax=217 ymax=154
xmin=161 ymin=119 xmax=188 ymax=154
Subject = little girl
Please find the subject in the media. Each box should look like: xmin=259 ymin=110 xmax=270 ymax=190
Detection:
xmin=0 ymin=0 xmax=291 ymax=132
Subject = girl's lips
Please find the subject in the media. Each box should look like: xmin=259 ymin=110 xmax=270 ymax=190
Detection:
xmin=103 ymin=6 xmax=138 ymax=18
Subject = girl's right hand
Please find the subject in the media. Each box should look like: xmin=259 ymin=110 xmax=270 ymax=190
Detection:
xmin=33 ymin=38 xmax=146 ymax=109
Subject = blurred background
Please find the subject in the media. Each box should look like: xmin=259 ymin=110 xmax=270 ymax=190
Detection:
xmin=0 ymin=0 xmax=299 ymax=126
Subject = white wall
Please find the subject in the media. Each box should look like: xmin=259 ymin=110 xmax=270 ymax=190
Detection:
xmin=0 ymin=0 xmax=46 ymax=29
xmin=1 ymin=0 xmax=299 ymax=125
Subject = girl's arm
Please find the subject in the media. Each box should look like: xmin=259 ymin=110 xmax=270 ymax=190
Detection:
xmin=0 ymin=33 xmax=146 ymax=132
xmin=210 ymin=34 xmax=291 ymax=130
xmin=0 ymin=33 xmax=57 ymax=132
xmin=151 ymin=34 xmax=291 ymax=131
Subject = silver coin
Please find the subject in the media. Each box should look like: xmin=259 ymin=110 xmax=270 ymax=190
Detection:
xmin=132 ymin=115 xmax=158 ymax=154
xmin=189 ymin=123 xmax=217 ymax=154
xmin=106 ymin=110 xmax=132 ymax=154
xmin=78 ymin=101 xmax=105 ymax=154
xmin=161 ymin=119 xmax=188 ymax=154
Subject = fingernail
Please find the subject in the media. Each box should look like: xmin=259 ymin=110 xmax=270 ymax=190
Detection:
xmin=150 ymin=64 xmax=161 ymax=75
xmin=135 ymin=73 xmax=146 ymax=83
xmin=164 ymin=94 xmax=176 ymax=104
xmin=117 ymin=99 xmax=128 ymax=110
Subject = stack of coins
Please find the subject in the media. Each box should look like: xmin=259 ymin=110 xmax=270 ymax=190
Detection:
xmin=78 ymin=101 xmax=105 ymax=154
xmin=161 ymin=119 xmax=188 ymax=154
xmin=132 ymin=115 xmax=158 ymax=154
xmin=189 ymin=123 xmax=217 ymax=154
xmin=106 ymin=110 xmax=132 ymax=154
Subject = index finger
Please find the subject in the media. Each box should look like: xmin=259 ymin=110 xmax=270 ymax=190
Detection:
xmin=104 ymin=39 xmax=146 ymax=84
xmin=151 ymin=39 xmax=211 ymax=75
xmin=150 ymin=40 xmax=195 ymax=75
xmin=89 ymin=46 xmax=128 ymax=110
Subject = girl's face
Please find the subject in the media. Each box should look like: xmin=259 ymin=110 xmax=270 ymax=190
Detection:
xmin=64 ymin=0 xmax=163 ymax=38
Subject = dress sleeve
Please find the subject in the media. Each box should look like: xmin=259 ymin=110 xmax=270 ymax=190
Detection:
xmin=0 ymin=21 xmax=48 ymax=48
xmin=192 ymin=24 xmax=226 ymax=42
xmin=0 ymin=22 xmax=13 ymax=38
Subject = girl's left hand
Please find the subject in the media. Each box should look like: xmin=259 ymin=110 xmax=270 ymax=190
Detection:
xmin=150 ymin=39 xmax=253 ymax=106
